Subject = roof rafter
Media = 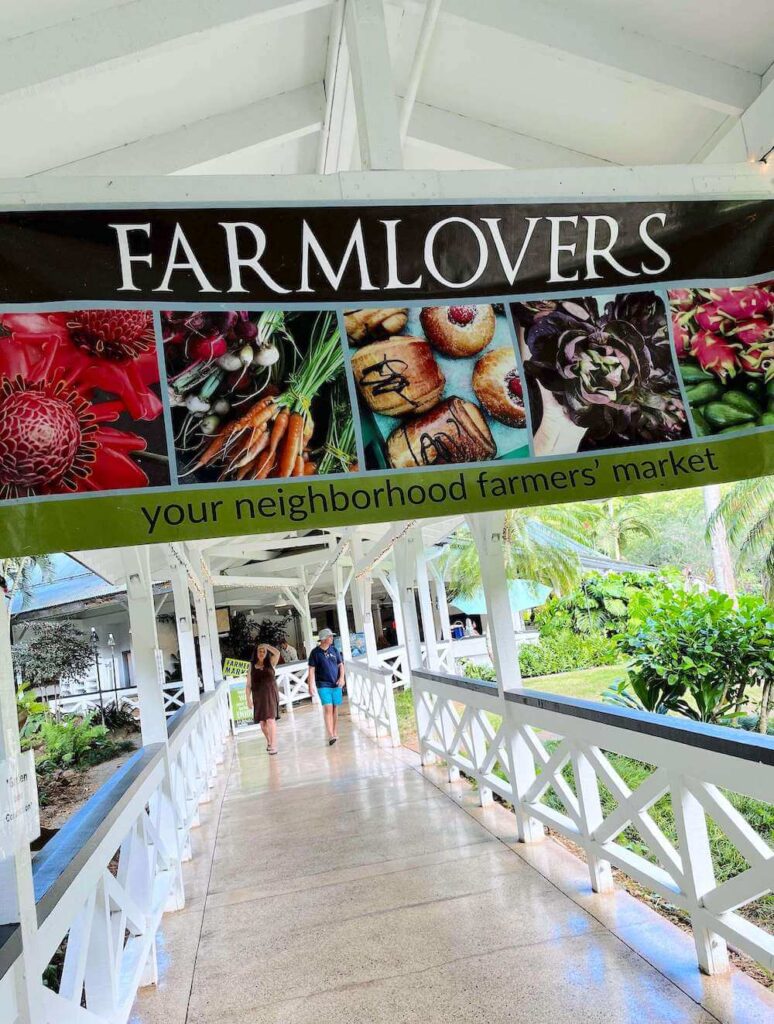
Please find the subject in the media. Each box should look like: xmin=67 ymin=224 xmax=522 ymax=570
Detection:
xmin=391 ymin=0 xmax=761 ymax=116
xmin=36 ymin=84 xmax=325 ymax=176
xmin=703 ymin=76 xmax=774 ymax=162
xmin=407 ymin=102 xmax=613 ymax=169
xmin=0 ymin=0 xmax=334 ymax=99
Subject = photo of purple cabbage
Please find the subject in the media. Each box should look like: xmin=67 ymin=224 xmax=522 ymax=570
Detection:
xmin=512 ymin=293 xmax=689 ymax=455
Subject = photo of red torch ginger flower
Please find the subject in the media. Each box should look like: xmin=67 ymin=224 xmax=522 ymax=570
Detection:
xmin=0 ymin=310 xmax=169 ymax=499
xmin=669 ymin=281 xmax=774 ymax=437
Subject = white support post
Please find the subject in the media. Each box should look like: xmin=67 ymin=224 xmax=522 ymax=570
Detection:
xmin=122 ymin=549 xmax=167 ymax=746
xmin=415 ymin=544 xmax=440 ymax=672
xmin=504 ymin=707 xmax=545 ymax=844
xmin=465 ymin=512 xmax=521 ymax=697
xmin=167 ymin=556 xmax=200 ymax=704
xmin=192 ymin=588 xmax=215 ymax=692
xmin=202 ymin=580 xmax=223 ymax=685
xmin=122 ymin=550 xmax=186 ymax=909
xmin=377 ymin=567 xmax=406 ymax=650
xmin=333 ymin=564 xmax=352 ymax=661
xmin=344 ymin=0 xmax=402 ymax=169
xmin=394 ymin=530 xmax=438 ymax=764
xmin=572 ymin=747 xmax=613 ymax=892
xmin=470 ymin=714 xmax=493 ymax=806
xmin=297 ymin=586 xmax=315 ymax=659
xmin=0 ymin=600 xmax=45 ymax=1024
xmin=429 ymin=561 xmax=454 ymax=673
xmin=671 ymin=775 xmax=730 ymax=974
xmin=350 ymin=535 xmax=379 ymax=665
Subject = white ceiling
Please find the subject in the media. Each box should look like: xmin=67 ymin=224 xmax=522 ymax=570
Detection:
xmin=2 ymin=0 xmax=771 ymax=178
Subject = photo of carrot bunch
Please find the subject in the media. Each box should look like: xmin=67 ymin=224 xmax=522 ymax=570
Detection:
xmin=162 ymin=310 xmax=357 ymax=483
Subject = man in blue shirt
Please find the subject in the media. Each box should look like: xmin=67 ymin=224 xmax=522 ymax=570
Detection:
xmin=307 ymin=628 xmax=345 ymax=745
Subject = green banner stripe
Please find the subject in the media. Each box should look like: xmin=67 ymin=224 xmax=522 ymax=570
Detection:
xmin=0 ymin=432 xmax=771 ymax=558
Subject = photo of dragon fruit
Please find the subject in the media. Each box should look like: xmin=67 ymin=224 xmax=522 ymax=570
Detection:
xmin=0 ymin=310 xmax=169 ymax=500
xmin=669 ymin=282 xmax=774 ymax=437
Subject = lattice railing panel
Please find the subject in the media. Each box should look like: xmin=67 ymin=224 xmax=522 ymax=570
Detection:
xmin=412 ymin=669 xmax=774 ymax=975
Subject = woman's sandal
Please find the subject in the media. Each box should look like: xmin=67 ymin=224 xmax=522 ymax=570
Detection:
xmin=268 ymin=746 xmax=278 ymax=755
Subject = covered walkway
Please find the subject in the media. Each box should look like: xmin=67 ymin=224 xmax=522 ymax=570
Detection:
xmin=130 ymin=703 xmax=756 ymax=1024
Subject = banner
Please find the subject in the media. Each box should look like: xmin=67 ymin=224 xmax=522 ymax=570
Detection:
xmin=0 ymin=197 xmax=771 ymax=556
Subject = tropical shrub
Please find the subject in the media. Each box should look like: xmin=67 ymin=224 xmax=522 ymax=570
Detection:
xmin=457 ymin=628 xmax=618 ymax=683
xmin=16 ymin=682 xmax=48 ymax=749
xmin=459 ymin=660 xmax=496 ymax=683
xmin=518 ymin=629 xmax=618 ymax=677
xmin=36 ymin=718 xmax=133 ymax=773
xmin=533 ymin=571 xmax=661 ymax=638
xmin=606 ymin=587 xmax=773 ymax=723
xmin=91 ymin=700 xmax=140 ymax=733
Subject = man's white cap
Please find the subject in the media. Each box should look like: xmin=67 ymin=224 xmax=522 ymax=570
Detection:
xmin=318 ymin=628 xmax=334 ymax=640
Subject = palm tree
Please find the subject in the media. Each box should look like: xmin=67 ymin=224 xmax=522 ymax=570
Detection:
xmin=589 ymin=497 xmax=655 ymax=561
xmin=0 ymin=556 xmax=53 ymax=607
xmin=441 ymin=505 xmax=590 ymax=600
xmin=706 ymin=476 xmax=773 ymax=602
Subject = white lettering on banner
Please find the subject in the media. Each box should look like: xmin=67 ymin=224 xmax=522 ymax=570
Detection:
xmin=0 ymin=750 xmax=40 ymax=857
xmin=109 ymin=211 xmax=677 ymax=294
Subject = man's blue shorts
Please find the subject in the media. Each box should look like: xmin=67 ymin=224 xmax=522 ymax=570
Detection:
xmin=318 ymin=686 xmax=343 ymax=706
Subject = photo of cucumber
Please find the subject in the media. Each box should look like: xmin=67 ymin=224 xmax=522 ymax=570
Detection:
xmin=669 ymin=283 xmax=774 ymax=438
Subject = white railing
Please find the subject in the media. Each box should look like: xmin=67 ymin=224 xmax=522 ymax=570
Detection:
xmin=374 ymin=646 xmax=408 ymax=688
xmin=48 ymin=681 xmax=188 ymax=720
xmin=276 ymin=660 xmax=311 ymax=708
xmin=345 ymin=660 xmax=400 ymax=747
xmin=412 ymin=667 xmax=774 ymax=977
xmin=0 ymin=938 xmax=21 ymax=1024
xmin=2 ymin=683 xmax=231 ymax=1024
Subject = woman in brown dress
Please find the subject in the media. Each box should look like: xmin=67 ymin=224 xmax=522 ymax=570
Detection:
xmin=246 ymin=642 xmax=281 ymax=754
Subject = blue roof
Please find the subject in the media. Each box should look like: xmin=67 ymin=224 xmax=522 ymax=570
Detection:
xmin=451 ymin=579 xmax=552 ymax=616
xmin=10 ymin=554 xmax=118 ymax=616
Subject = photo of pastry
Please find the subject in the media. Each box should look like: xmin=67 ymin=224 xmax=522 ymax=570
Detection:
xmin=0 ymin=309 xmax=169 ymax=499
xmin=345 ymin=304 xmax=529 ymax=470
xmin=511 ymin=293 xmax=690 ymax=457
xmin=163 ymin=310 xmax=357 ymax=483
xmin=669 ymin=281 xmax=773 ymax=436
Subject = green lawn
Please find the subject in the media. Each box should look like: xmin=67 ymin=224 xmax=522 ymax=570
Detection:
xmin=522 ymin=664 xmax=626 ymax=702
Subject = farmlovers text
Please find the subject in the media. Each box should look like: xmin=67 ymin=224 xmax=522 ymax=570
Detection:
xmin=110 ymin=213 xmax=672 ymax=295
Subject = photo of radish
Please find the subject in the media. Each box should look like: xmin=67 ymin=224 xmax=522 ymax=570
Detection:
xmin=163 ymin=310 xmax=357 ymax=482
xmin=0 ymin=309 xmax=169 ymax=500
xmin=669 ymin=281 xmax=774 ymax=436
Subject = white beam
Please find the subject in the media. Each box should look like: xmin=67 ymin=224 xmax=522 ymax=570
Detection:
xmin=121 ymin=548 xmax=168 ymax=745
xmin=37 ymin=84 xmax=325 ymax=176
xmin=345 ymin=0 xmax=402 ymax=169
xmin=399 ymin=0 xmax=443 ymax=141
xmin=0 ymin=0 xmax=333 ymax=99
xmin=465 ymin=512 xmax=521 ymax=698
xmin=391 ymin=0 xmax=760 ymax=116
xmin=210 ymin=574 xmax=304 ymax=589
xmin=408 ymin=102 xmax=612 ymax=169
xmin=167 ymin=557 xmax=200 ymax=703
xmin=318 ymin=0 xmax=357 ymax=173
xmin=208 ymin=535 xmax=330 ymax=557
xmin=704 ymin=78 xmax=774 ymax=163
xmin=8 ymin=162 xmax=769 ymax=210
xmin=306 ymin=534 xmax=351 ymax=593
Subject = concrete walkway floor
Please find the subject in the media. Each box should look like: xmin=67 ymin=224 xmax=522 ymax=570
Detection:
xmin=130 ymin=703 xmax=773 ymax=1024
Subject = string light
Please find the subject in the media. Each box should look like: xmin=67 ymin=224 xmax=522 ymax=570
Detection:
xmin=355 ymin=520 xmax=417 ymax=580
